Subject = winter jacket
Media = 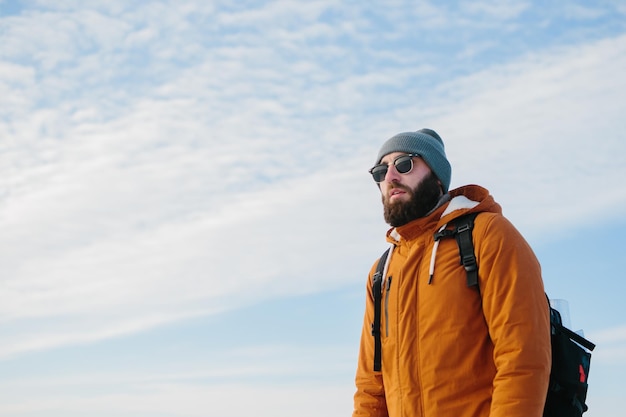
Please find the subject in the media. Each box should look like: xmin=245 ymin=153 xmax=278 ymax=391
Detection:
xmin=353 ymin=185 xmax=551 ymax=417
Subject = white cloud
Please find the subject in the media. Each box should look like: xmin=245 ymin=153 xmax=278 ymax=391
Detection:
xmin=0 ymin=381 xmax=355 ymax=417
xmin=461 ymin=0 xmax=531 ymax=20
xmin=1 ymin=0 xmax=625 ymax=361
xmin=564 ymin=4 xmax=608 ymax=20
xmin=0 ymin=343 xmax=357 ymax=416
xmin=420 ymin=34 xmax=626 ymax=235
xmin=0 ymin=3 xmax=625 ymax=417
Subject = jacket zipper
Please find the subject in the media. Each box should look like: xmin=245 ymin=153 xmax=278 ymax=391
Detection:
xmin=385 ymin=276 xmax=392 ymax=337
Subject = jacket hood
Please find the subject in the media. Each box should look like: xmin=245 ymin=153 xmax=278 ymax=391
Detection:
xmin=387 ymin=184 xmax=501 ymax=244
xmin=440 ymin=184 xmax=501 ymax=225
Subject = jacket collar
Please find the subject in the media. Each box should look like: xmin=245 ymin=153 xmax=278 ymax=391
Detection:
xmin=386 ymin=184 xmax=498 ymax=244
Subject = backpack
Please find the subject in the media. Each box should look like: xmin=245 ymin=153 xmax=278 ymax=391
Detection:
xmin=371 ymin=212 xmax=596 ymax=417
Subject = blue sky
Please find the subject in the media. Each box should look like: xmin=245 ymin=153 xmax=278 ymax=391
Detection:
xmin=0 ymin=0 xmax=625 ymax=416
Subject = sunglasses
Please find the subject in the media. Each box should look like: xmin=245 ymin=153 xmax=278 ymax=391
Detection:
xmin=369 ymin=154 xmax=420 ymax=183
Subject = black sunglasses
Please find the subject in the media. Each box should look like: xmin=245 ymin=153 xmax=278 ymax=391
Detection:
xmin=369 ymin=154 xmax=420 ymax=183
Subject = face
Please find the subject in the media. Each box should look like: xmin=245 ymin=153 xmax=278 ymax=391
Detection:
xmin=375 ymin=152 xmax=443 ymax=227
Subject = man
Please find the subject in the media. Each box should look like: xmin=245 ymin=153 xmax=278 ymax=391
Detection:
xmin=352 ymin=129 xmax=551 ymax=417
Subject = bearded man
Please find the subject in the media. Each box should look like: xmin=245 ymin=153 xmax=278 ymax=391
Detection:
xmin=352 ymin=129 xmax=551 ymax=417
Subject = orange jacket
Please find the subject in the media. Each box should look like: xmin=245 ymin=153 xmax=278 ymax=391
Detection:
xmin=353 ymin=185 xmax=551 ymax=417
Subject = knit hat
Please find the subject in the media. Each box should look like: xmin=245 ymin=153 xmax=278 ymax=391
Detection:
xmin=375 ymin=128 xmax=451 ymax=193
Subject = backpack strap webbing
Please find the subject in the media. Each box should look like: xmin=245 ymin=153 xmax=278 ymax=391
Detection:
xmin=451 ymin=212 xmax=480 ymax=288
xmin=371 ymin=248 xmax=390 ymax=372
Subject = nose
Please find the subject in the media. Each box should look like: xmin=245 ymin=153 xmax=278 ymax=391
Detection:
xmin=384 ymin=164 xmax=402 ymax=183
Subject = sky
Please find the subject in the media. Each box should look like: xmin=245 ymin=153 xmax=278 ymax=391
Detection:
xmin=0 ymin=0 xmax=625 ymax=416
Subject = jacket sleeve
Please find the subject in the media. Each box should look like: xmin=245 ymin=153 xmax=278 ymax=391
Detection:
xmin=352 ymin=266 xmax=388 ymax=417
xmin=475 ymin=214 xmax=552 ymax=417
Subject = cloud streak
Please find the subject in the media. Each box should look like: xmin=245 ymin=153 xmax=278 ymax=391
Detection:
xmin=2 ymin=1 xmax=626 ymax=359
xmin=0 ymin=2 xmax=625 ymax=415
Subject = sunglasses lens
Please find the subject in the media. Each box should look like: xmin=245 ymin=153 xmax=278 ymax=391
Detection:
xmin=370 ymin=165 xmax=388 ymax=182
xmin=395 ymin=156 xmax=413 ymax=174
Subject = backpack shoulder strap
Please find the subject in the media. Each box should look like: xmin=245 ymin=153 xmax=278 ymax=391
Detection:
xmin=371 ymin=248 xmax=390 ymax=372
xmin=452 ymin=212 xmax=480 ymax=288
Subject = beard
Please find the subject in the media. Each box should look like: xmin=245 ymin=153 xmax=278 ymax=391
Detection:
xmin=383 ymin=172 xmax=442 ymax=227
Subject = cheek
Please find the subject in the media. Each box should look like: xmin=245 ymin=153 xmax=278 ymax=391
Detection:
xmin=406 ymin=168 xmax=431 ymax=188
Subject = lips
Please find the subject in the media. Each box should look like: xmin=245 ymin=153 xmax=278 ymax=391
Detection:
xmin=388 ymin=186 xmax=409 ymax=200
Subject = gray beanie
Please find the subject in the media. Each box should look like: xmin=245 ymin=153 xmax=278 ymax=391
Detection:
xmin=375 ymin=128 xmax=451 ymax=192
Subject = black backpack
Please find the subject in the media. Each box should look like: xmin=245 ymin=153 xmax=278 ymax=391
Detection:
xmin=371 ymin=212 xmax=596 ymax=417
